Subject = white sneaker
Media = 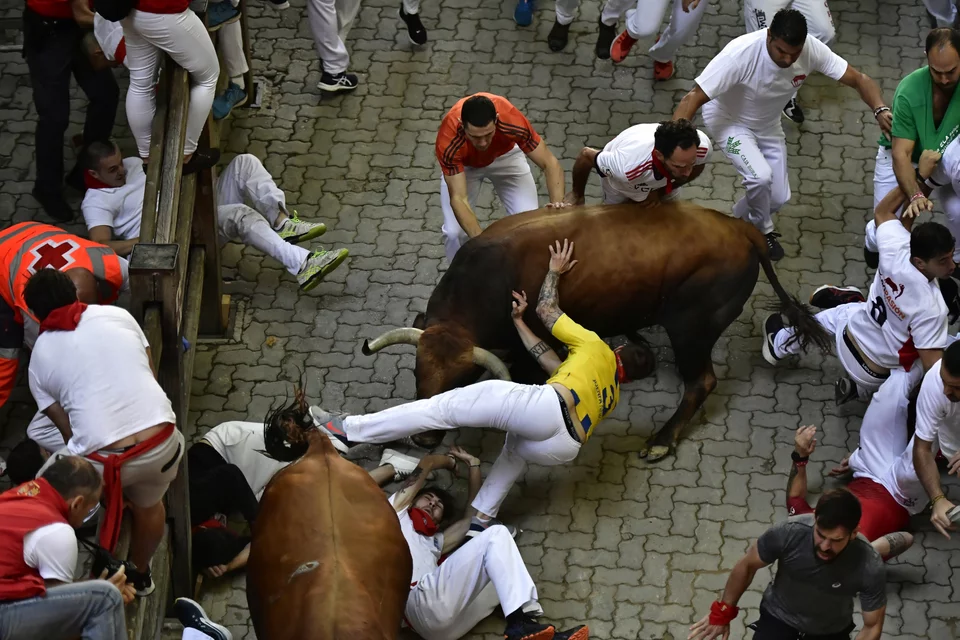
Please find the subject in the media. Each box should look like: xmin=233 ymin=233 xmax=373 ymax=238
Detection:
xmin=379 ymin=449 xmax=421 ymax=481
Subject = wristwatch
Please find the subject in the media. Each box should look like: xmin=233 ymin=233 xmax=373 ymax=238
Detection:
xmin=791 ymin=451 xmax=809 ymax=464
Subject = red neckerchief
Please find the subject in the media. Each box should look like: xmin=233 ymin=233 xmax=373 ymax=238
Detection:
xmin=409 ymin=507 xmax=438 ymax=536
xmin=650 ymin=154 xmax=675 ymax=195
xmin=39 ymin=301 xmax=87 ymax=334
xmin=614 ymin=347 xmax=631 ymax=384
xmin=84 ymin=172 xmax=115 ymax=190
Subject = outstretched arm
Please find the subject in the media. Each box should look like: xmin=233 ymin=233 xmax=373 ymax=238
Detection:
xmin=787 ymin=425 xmax=817 ymax=499
xmin=441 ymin=447 xmax=483 ymax=553
xmin=391 ymin=454 xmax=457 ymax=514
xmin=568 ymin=147 xmax=599 ymax=206
xmin=536 ymin=239 xmax=578 ymax=332
xmin=511 ymin=290 xmax=563 ymax=376
xmin=837 ymin=65 xmax=890 ymax=135
xmin=688 ymin=543 xmax=769 ymax=640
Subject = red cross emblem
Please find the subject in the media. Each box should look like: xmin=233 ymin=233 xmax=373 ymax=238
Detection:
xmin=26 ymin=239 xmax=80 ymax=275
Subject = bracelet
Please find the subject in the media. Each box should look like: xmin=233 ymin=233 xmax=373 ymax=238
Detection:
xmin=931 ymin=494 xmax=946 ymax=506
xmin=910 ymin=192 xmax=926 ymax=203
xmin=873 ymin=106 xmax=890 ymax=117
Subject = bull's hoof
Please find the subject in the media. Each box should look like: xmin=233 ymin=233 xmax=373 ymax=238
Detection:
xmin=638 ymin=444 xmax=672 ymax=462
xmin=411 ymin=431 xmax=444 ymax=450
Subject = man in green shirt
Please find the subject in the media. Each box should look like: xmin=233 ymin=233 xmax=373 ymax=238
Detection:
xmin=865 ymin=28 xmax=960 ymax=266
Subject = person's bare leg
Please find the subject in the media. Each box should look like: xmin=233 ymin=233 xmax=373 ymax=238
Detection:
xmin=129 ymin=501 xmax=166 ymax=572
xmin=368 ymin=464 xmax=395 ymax=486
xmin=871 ymin=531 xmax=913 ymax=561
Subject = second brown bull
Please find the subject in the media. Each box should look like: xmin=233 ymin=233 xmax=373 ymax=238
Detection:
xmin=363 ymin=200 xmax=830 ymax=461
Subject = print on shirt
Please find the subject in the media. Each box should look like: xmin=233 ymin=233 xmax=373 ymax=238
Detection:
xmin=879 ymin=271 xmax=907 ymax=321
xmin=792 ymin=75 xmax=807 ymax=88
xmin=754 ymin=9 xmax=767 ymax=29
xmin=725 ymin=137 xmax=741 ymax=156
xmin=26 ymin=239 xmax=80 ymax=274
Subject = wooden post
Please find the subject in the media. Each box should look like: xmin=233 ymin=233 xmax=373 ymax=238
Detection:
xmin=239 ymin=0 xmax=255 ymax=105
xmin=193 ymin=167 xmax=225 ymax=336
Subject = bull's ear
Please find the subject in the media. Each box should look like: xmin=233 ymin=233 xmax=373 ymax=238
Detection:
xmin=413 ymin=312 xmax=426 ymax=329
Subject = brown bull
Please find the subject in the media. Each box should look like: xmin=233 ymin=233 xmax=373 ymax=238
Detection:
xmin=247 ymin=430 xmax=412 ymax=639
xmin=362 ymin=200 xmax=829 ymax=461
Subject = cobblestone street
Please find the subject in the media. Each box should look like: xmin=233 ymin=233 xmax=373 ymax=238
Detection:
xmin=3 ymin=0 xmax=960 ymax=638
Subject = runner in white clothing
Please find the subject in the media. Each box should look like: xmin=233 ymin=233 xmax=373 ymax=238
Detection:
xmin=912 ymin=343 xmax=960 ymax=538
xmin=386 ymin=447 xmax=588 ymax=640
xmin=762 ymin=154 xmax=953 ymax=407
xmin=673 ymin=8 xmax=891 ymax=260
xmin=742 ymin=0 xmax=836 ymax=123
xmin=80 ymin=140 xmax=349 ymax=292
xmin=565 ymin=119 xmax=711 ymax=206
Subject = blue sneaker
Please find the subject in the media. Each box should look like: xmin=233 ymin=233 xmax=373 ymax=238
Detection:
xmin=514 ymin=0 xmax=534 ymax=26
xmin=206 ymin=1 xmax=241 ymax=32
xmin=212 ymin=82 xmax=248 ymax=120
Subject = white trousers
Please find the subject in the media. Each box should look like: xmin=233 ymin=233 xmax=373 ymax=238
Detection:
xmin=406 ymin=526 xmax=540 ymax=640
xmin=773 ymin=302 xmax=887 ymax=395
xmin=571 ymin=0 xmax=708 ymax=63
xmin=217 ymin=18 xmax=248 ymax=80
xmin=401 ymin=0 xmax=420 ymax=15
xmin=343 ymin=381 xmax=582 ymax=517
xmin=122 ymin=9 xmax=219 ymax=157
xmin=707 ymin=122 xmax=789 ymax=234
xmin=924 ymin=0 xmax=958 ymax=26
xmin=307 ymin=0 xmax=351 ymax=75
xmin=865 ymin=146 xmax=960 ymax=259
xmin=27 ymin=411 xmax=66 ymax=454
xmin=216 ymin=154 xmax=308 ymax=274
xmin=743 ymin=0 xmax=835 ymax=44
xmin=439 ymin=146 xmax=539 ymax=262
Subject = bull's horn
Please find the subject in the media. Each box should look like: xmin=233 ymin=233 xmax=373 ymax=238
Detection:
xmin=362 ymin=328 xmax=424 ymax=355
xmin=472 ymin=347 xmax=511 ymax=381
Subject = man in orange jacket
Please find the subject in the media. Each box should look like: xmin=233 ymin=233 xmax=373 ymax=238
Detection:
xmin=0 ymin=222 xmax=128 ymax=411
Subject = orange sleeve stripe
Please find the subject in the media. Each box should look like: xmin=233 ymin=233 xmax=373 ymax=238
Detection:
xmin=439 ymin=130 xmax=467 ymax=175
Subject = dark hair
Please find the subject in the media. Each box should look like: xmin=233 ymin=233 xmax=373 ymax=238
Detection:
xmin=926 ymin=28 xmax=960 ymax=57
xmin=814 ymin=489 xmax=862 ymax=533
xmin=6 ymin=439 xmax=46 ymax=486
xmin=943 ymin=341 xmax=960 ymax=377
xmin=261 ymin=396 xmax=312 ymax=463
xmin=461 ymin=95 xmax=497 ymax=129
xmin=23 ymin=268 xmax=78 ymax=322
xmin=910 ymin=221 xmax=955 ymax=261
xmin=617 ymin=342 xmax=655 ymax=382
xmin=82 ymin=139 xmax=119 ymax=172
xmin=41 ymin=456 xmax=101 ymax=501
xmin=414 ymin=486 xmax=456 ymax=525
xmin=654 ymin=119 xmax=700 ymax=161
xmin=769 ymin=9 xmax=808 ymax=47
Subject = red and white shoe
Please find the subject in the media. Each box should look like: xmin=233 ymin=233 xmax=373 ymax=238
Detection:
xmin=609 ymin=30 xmax=638 ymax=63
xmin=653 ymin=59 xmax=674 ymax=80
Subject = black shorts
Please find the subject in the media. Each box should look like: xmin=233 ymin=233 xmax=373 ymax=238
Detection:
xmin=750 ymin=607 xmax=855 ymax=640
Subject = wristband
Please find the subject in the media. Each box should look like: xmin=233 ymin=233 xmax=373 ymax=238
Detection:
xmin=470 ymin=463 xmax=480 ymax=468
xmin=708 ymin=600 xmax=740 ymax=626
xmin=932 ymin=494 xmax=946 ymax=506
xmin=791 ymin=451 xmax=809 ymax=464
xmin=873 ymin=106 xmax=890 ymax=117
xmin=910 ymin=192 xmax=926 ymax=203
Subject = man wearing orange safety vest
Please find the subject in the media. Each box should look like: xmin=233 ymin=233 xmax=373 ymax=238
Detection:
xmin=0 ymin=222 xmax=128 ymax=410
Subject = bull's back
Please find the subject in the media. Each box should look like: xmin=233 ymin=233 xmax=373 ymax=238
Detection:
xmin=247 ymin=434 xmax=412 ymax=640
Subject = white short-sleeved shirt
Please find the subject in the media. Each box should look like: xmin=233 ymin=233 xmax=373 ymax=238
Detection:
xmin=595 ymin=123 xmax=712 ymax=203
xmin=202 ymin=421 xmax=289 ymax=500
xmin=915 ymin=360 xmax=960 ymax=459
xmin=23 ymin=523 xmax=77 ymax=583
xmin=389 ymin=494 xmax=442 ymax=587
xmin=28 ymin=305 xmax=176 ymax=456
xmin=81 ymin=158 xmax=147 ymax=241
xmin=93 ymin=14 xmax=125 ymax=66
xmin=846 ymin=221 xmax=948 ymax=370
xmin=697 ymin=30 xmax=849 ymax=132
xmin=928 ymin=134 xmax=960 ymax=194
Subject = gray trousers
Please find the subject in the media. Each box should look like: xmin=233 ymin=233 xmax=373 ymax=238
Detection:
xmin=307 ymin=0 xmax=360 ymax=74
xmin=0 ymin=581 xmax=126 ymax=640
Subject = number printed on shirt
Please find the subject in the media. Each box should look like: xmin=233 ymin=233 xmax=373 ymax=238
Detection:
xmin=869 ymin=296 xmax=888 ymax=327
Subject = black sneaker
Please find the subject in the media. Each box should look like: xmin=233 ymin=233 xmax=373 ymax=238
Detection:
xmin=809 ymin=285 xmax=865 ymax=310
xmin=32 ymin=187 xmax=74 ymax=222
xmin=548 ymin=19 xmax=571 ymax=51
xmin=761 ymin=312 xmax=784 ymax=366
xmin=183 ymin=148 xmax=221 ymax=176
xmin=128 ymin=566 xmax=155 ymax=597
xmin=783 ymin=97 xmax=804 ymax=124
xmin=939 ymin=277 xmax=960 ymax=324
xmin=863 ymin=247 xmax=879 ymax=269
xmin=174 ymin=598 xmax=232 ymax=640
xmin=765 ymin=232 xmax=784 ymax=261
xmin=555 ymin=626 xmax=589 ymax=640
xmin=503 ymin=615 xmax=555 ymax=640
xmin=595 ymin=19 xmax=616 ymax=59
xmin=319 ymin=71 xmax=359 ymax=92
xmin=398 ymin=5 xmax=426 ymax=45
xmin=835 ymin=377 xmax=858 ymax=405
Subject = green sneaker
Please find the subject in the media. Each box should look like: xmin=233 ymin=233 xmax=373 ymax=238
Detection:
xmin=296 ymin=248 xmax=349 ymax=291
xmin=277 ymin=211 xmax=327 ymax=245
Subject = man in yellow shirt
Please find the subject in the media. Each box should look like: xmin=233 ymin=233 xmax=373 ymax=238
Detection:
xmin=314 ymin=240 xmax=649 ymax=535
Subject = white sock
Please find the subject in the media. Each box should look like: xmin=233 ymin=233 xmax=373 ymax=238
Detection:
xmin=183 ymin=629 xmax=213 ymax=640
xmin=231 ymin=75 xmax=245 ymax=90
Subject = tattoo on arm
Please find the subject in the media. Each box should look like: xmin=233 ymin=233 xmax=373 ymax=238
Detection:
xmin=786 ymin=462 xmax=799 ymax=494
xmin=536 ymin=270 xmax=563 ymax=330
xmin=882 ymin=532 xmax=911 ymax=556
xmin=400 ymin=467 xmax=423 ymax=490
xmin=529 ymin=341 xmax=550 ymax=359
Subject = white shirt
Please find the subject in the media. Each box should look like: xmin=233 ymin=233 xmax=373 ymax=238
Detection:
xmin=389 ymin=494 xmax=443 ymax=587
xmin=201 ymin=421 xmax=289 ymax=500
xmin=697 ymin=30 xmax=849 ymax=132
xmin=23 ymin=523 xmax=77 ymax=583
xmin=595 ymin=123 xmax=712 ymax=203
xmin=928 ymin=134 xmax=960 ymax=193
xmin=846 ymin=221 xmax=948 ymax=370
xmin=915 ymin=360 xmax=960 ymax=459
xmin=93 ymin=14 xmax=125 ymax=65
xmin=28 ymin=305 xmax=176 ymax=456
xmin=81 ymin=158 xmax=147 ymax=241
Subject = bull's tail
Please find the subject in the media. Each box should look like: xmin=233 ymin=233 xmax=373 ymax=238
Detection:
xmin=745 ymin=226 xmax=831 ymax=355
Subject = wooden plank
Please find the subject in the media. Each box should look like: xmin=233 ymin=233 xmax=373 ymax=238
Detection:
xmin=239 ymin=0 xmax=253 ymax=95
xmin=193 ymin=165 xmax=225 ymax=336
xmin=171 ymin=173 xmax=198 ymax=337
xmin=181 ymin=247 xmax=205 ymax=418
xmin=143 ymin=306 xmax=164 ymax=372
xmin=123 ymin=528 xmax=172 ymax=640
xmin=140 ymin=59 xmax=170 ymax=245
xmin=156 ymin=65 xmax=191 ymax=244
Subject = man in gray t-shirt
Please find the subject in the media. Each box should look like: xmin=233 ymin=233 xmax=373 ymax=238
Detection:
xmin=690 ymin=489 xmax=887 ymax=640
